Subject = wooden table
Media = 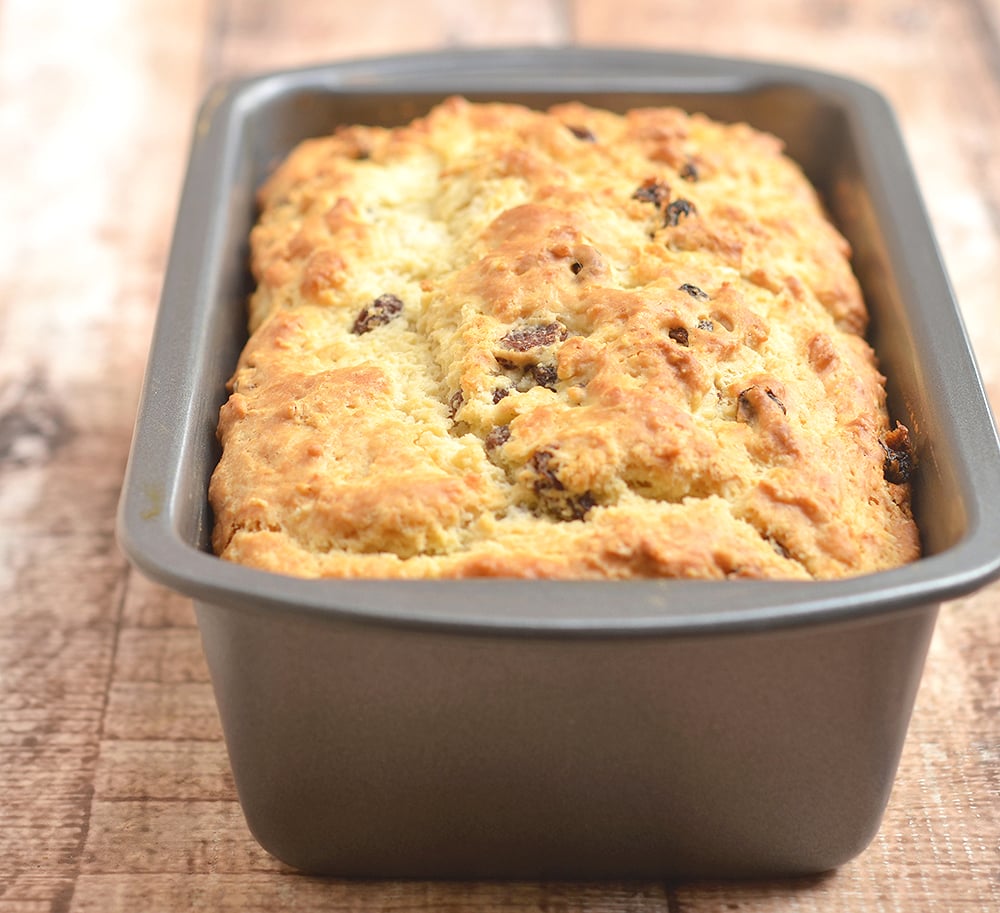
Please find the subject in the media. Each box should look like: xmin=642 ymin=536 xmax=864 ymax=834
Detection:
xmin=2 ymin=1 xmax=998 ymax=910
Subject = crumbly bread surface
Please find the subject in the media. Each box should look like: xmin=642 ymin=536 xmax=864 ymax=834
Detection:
xmin=209 ymin=97 xmax=919 ymax=580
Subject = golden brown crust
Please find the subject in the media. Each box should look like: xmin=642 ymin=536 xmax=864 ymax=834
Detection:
xmin=209 ymin=97 xmax=920 ymax=580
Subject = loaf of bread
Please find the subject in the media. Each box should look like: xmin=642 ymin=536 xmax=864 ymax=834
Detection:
xmin=209 ymin=97 xmax=919 ymax=579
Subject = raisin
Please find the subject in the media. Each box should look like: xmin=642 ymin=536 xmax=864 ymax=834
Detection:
xmin=531 ymin=450 xmax=563 ymax=491
xmin=485 ymin=425 xmax=511 ymax=451
xmin=351 ymin=293 xmax=403 ymax=334
xmin=448 ymin=390 xmax=463 ymax=419
xmin=679 ymin=160 xmax=699 ymax=182
xmin=664 ymin=199 xmax=696 ymax=227
xmin=492 ymin=387 xmax=510 ymax=404
xmin=880 ymin=422 xmax=915 ymax=484
xmin=529 ymin=450 xmax=595 ymax=521
xmin=570 ymin=261 xmax=583 ymax=275
xmin=697 ymin=318 xmax=714 ymax=331
xmin=668 ymin=327 xmax=689 ymax=346
xmin=632 ymin=179 xmax=670 ymax=208
xmin=737 ymin=385 xmax=786 ymax=423
xmin=498 ymin=323 xmax=567 ymax=352
xmin=567 ymin=491 xmax=596 ymax=521
xmin=568 ymin=125 xmax=596 ymax=142
xmin=530 ymin=364 xmax=559 ymax=390
xmin=678 ymin=283 xmax=709 ymax=301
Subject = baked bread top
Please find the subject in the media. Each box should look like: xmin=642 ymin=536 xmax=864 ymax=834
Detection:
xmin=209 ymin=97 xmax=919 ymax=579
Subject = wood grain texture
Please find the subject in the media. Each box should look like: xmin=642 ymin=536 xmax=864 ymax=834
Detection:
xmin=206 ymin=0 xmax=570 ymax=79
xmin=1 ymin=0 xmax=998 ymax=911
xmin=67 ymin=877 xmax=669 ymax=913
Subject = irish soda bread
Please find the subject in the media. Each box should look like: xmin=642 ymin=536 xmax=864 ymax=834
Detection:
xmin=209 ymin=97 xmax=919 ymax=580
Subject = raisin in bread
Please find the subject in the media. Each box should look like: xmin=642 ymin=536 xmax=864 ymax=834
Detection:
xmin=209 ymin=97 xmax=919 ymax=579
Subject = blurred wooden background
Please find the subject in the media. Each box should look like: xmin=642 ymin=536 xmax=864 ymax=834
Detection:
xmin=1 ymin=0 xmax=998 ymax=910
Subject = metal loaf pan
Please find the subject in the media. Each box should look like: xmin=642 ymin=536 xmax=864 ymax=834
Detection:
xmin=117 ymin=49 xmax=1000 ymax=879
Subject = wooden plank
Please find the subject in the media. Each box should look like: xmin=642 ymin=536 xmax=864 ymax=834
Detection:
xmin=0 ymin=622 xmax=116 ymax=706
xmin=93 ymin=741 xmax=235 ymax=802
xmin=68 ymin=875 xmax=669 ymax=913
xmin=102 ymin=683 xmax=222 ymax=742
xmin=0 ymin=876 xmax=74 ymax=912
xmin=0 ymin=0 xmax=211 ymax=907
xmin=0 ymin=616 xmax=115 ymax=904
xmin=112 ymin=629 xmax=210 ymax=684
xmin=0 ymin=904 xmax=57 ymax=913
xmin=0 ymin=535 xmax=125 ymax=626
xmin=78 ymin=801 xmax=275 ymax=875
xmin=206 ymin=0 xmax=571 ymax=79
